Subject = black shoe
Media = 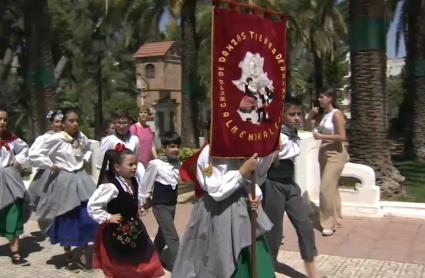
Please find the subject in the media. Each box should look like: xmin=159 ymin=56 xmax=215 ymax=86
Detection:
xmin=11 ymin=252 xmax=30 ymax=266
xmin=75 ymin=253 xmax=92 ymax=272
xmin=64 ymin=248 xmax=73 ymax=269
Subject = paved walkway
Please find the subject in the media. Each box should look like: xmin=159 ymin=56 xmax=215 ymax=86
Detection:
xmin=1 ymin=198 xmax=425 ymax=277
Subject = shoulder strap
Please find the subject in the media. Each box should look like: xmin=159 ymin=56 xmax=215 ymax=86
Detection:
xmin=112 ymin=177 xmax=125 ymax=193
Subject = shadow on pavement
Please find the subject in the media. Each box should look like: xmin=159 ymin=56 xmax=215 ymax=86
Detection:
xmin=274 ymin=261 xmax=307 ymax=277
xmin=302 ymin=191 xmax=322 ymax=232
xmin=0 ymin=231 xmax=44 ymax=259
xmin=46 ymin=245 xmax=94 ymax=272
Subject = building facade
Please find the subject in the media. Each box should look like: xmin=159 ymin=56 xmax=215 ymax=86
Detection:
xmin=134 ymin=41 xmax=182 ymax=137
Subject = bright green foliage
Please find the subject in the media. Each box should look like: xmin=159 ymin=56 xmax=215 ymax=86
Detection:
xmin=1 ymin=0 xmax=351 ymax=140
xmin=47 ymin=0 xmax=172 ymax=138
xmin=391 ymin=160 xmax=425 ymax=202
xmin=179 ymin=147 xmax=199 ymax=162
xmin=0 ymin=0 xmax=28 ymax=137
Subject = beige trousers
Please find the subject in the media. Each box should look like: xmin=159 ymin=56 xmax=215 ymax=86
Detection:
xmin=318 ymin=141 xmax=349 ymax=230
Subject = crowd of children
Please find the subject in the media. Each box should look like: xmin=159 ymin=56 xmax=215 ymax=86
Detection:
xmin=0 ymin=96 xmax=329 ymax=277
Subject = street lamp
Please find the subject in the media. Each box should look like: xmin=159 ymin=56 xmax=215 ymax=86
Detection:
xmin=92 ymin=30 xmax=106 ymax=139
xmin=136 ymin=73 xmax=148 ymax=107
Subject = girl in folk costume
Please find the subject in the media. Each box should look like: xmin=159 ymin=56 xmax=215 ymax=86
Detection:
xmin=29 ymin=108 xmax=98 ymax=268
xmin=28 ymin=110 xmax=64 ymax=209
xmin=98 ymin=110 xmax=145 ymax=185
xmin=88 ymin=146 xmax=164 ymax=278
xmin=172 ymin=144 xmax=276 ymax=278
xmin=0 ymin=110 xmax=30 ymax=265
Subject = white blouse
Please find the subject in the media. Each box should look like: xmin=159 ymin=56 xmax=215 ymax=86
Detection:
xmin=139 ymin=159 xmax=181 ymax=203
xmin=196 ymin=145 xmax=276 ymax=202
xmin=0 ymin=137 xmax=28 ymax=168
xmin=29 ymin=131 xmax=92 ymax=172
xmin=28 ymin=132 xmax=56 ymax=168
xmin=87 ymin=178 xmax=136 ymax=224
xmin=97 ymin=134 xmax=140 ymax=169
xmin=319 ymin=109 xmax=338 ymax=135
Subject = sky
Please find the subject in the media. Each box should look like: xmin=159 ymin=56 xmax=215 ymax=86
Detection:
xmin=387 ymin=1 xmax=406 ymax=59
xmin=160 ymin=2 xmax=406 ymax=59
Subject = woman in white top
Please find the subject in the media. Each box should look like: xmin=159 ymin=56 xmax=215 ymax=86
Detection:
xmin=0 ymin=110 xmax=30 ymax=265
xmin=28 ymin=110 xmax=64 ymax=209
xmin=308 ymin=89 xmax=349 ymax=236
xmin=29 ymin=108 xmax=98 ymax=268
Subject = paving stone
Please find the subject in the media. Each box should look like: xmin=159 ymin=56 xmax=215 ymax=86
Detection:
xmin=1 ymin=202 xmax=425 ymax=277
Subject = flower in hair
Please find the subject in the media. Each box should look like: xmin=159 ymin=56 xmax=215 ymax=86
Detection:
xmin=115 ymin=143 xmax=125 ymax=153
xmin=46 ymin=111 xmax=54 ymax=120
xmin=54 ymin=110 xmax=64 ymax=121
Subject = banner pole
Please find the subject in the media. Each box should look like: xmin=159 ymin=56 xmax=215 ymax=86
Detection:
xmin=250 ymin=171 xmax=257 ymax=278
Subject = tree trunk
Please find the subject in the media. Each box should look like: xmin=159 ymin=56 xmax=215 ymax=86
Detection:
xmin=313 ymin=51 xmax=323 ymax=99
xmin=24 ymin=0 xmax=57 ymax=136
xmin=349 ymin=0 xmax=404 ymax=196
xmin=405 ymin=1 xmax=425 ymax=160
xmin=180 ymin=0 xmax=199 ymax=147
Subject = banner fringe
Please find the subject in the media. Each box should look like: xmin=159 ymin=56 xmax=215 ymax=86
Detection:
xmin=212 ymin=0 xmax=285 ymax=20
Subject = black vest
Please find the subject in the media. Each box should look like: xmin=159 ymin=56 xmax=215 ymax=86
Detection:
xmin=267 ymin=159 xmax=295 ymax=184
xmin=106 ymin=177 xmax=139 ymax=220
xmin=152 ymin=181 xmax=178 ymax=206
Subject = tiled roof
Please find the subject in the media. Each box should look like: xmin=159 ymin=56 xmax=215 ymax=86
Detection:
xmin=134 ymin=41 xmax=175 ymax=58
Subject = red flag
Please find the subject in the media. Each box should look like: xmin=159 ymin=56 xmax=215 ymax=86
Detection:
xmin=210 ymin=6 xmax=286 ymax=158
xmin=179 ymin=144 xmax=208 ymax=198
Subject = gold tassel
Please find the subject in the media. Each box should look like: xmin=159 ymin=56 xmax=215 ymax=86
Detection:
xmin=203 ymin=153 xmax=213 ymax=177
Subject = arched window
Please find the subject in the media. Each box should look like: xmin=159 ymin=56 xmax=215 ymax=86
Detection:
xmin=145 ymin=64 xmax=155 ymax=79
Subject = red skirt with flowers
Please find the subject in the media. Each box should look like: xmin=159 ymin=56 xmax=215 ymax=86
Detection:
xmin=93 ymin=223 xmax=164 ymax=278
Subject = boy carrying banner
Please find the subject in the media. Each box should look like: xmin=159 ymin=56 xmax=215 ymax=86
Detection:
xmin=261 ymin=97 xmax=322 ymax=278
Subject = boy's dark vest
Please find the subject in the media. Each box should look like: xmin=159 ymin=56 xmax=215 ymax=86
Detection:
xmin=152 ymin=181 xmax=178 ymax=206
xmin=103 ymin=177 xmax=152 ymax=263
xmin=267 ymin=127 xmax=298 ymax=184
xmin=267 ymin=159 xmax=295 ymax=184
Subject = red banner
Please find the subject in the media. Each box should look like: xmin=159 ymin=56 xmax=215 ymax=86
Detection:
xmin=210 ymin=5 xmax=287 ymax=158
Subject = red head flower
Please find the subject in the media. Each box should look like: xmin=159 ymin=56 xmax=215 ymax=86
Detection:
xmin=115 ymin=143 xmax=125 ymax=153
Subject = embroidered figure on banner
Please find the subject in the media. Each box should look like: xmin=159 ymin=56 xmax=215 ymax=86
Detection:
xmin=233 ymin=52 xmax=275 ymax=125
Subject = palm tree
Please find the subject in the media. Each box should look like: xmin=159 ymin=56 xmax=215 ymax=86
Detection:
xmin=387 ymin=0 xmax=425 ymax=160
xmin=24 ymin=0 xmax=57 ymax=135
xmin=400 ymin=1 xmax=425 ymax=160
xmin=348 ymin=0 xmax=403 ymax=196
xmin=305 ymin=0 xmax=347 ymax=97
xmin=260 ymin=0 xmax=347 ymax=98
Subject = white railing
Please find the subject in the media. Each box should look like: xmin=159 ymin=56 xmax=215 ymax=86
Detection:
xmin=295 ymin=131 xmax=382 ymax=217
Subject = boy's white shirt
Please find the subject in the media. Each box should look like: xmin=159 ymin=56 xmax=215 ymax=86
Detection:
xmin=278 ymin=128 xmax=300 ymax=161
xmin=97 ymin=134 xmax=140 ymax=169
xmin=139 ymin=158 xmax=181 ymax=205
xmin=97 ymin=133 xmax=145 ymax=184
xmin=196 ymin=145 xmax=277 ymax=202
